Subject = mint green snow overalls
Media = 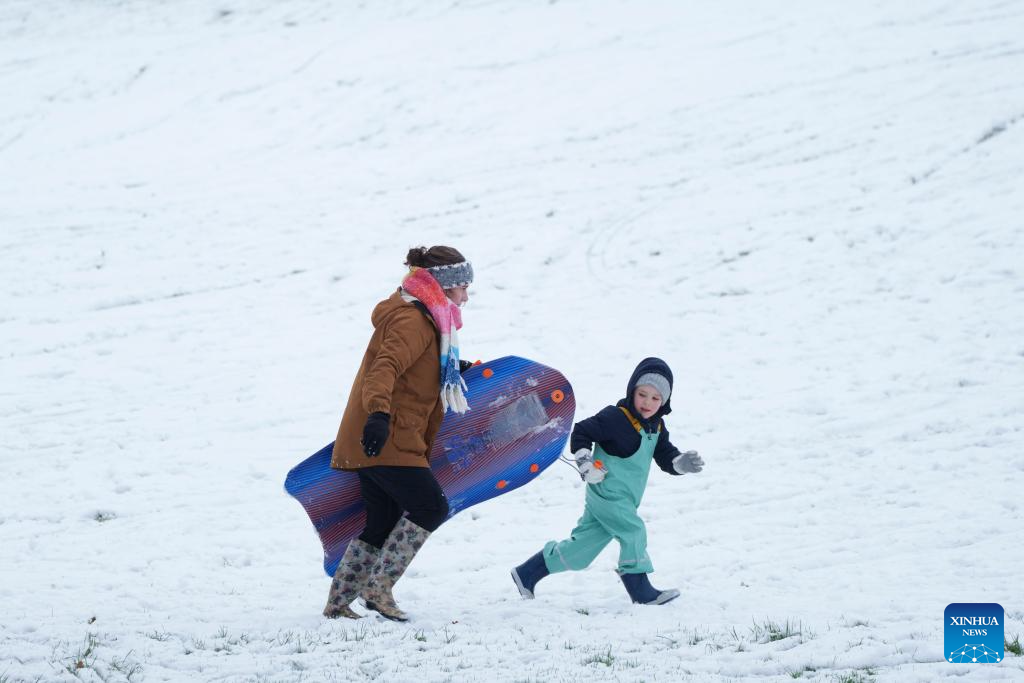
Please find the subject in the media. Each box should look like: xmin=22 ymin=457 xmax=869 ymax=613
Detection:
xmin=543 ymin=408 xmax=659 ymax=575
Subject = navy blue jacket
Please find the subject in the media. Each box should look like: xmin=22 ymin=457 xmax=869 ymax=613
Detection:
xmin=569 ymin=357 xmax=683 ymax=476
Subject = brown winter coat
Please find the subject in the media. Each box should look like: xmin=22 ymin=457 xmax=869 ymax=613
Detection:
xmin=331 ymin=290 xmax=444 ymax=470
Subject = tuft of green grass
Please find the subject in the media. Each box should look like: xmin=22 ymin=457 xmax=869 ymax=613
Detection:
xmin=109 ymin=651 xmax=143 ymax=681
xmin=64 ymin=632 xmax=100 ymax=675
xmin=751 ymin=618 xmax=804 ymax=643
xmin=688 ymin=628 xmax=710 ymax=645
xmin=1006 ymin=634 xmax=1022 ymax=656
xmin=582 ymin=647 xmax=615 ymax=666
xmin=831 ymin=669 xmax=875 ymax=683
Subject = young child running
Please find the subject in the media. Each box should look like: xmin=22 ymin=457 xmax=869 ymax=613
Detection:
xmin=511 ymin=357 xmax=704 ymax=605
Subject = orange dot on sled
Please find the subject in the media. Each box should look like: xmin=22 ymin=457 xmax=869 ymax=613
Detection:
xmin=496 ymin=480 xmax=508 ymax=489
xmin=551 ymin=390 xmax=564 ymax=403
xmin=482 ymin=368 xmax=494 ymax=378
xmin=594 ymin=460 xmax=604 ymax=469
xmin=530 ymin=463 xmax=539 ymax=473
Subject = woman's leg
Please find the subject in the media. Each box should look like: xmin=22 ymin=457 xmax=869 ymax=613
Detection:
xmin=358 ymin=466 xmax=449 ymax=532
xmin=357 ymin=469 xmax=405 ymax=547
xmin=323 ymin=471 xmax=399 ymax=618
xmin=357 ymin=466 xmax=449 ymax=621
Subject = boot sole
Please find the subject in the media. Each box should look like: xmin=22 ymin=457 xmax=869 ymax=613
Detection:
xmin=648 ymin=589 xmax=680 ymax=605
xmin=364 ymin=600 xmax=409 ymax=622
xmin=511 ymin=569 xmax=535 ymax=599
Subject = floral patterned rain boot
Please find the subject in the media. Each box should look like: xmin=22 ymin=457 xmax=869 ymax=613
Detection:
xmin=323 ymin=539 xmax=380 ymax=619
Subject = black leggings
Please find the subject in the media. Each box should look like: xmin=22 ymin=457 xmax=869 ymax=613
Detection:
xmin=357 ymin=466 xmax=449 ymax=548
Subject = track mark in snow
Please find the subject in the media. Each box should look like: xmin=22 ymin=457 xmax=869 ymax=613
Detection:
xmin=911 ymin=111 xmax=1024 ymax=184
xmin=92 ymin=269 xmax=308 ymax=311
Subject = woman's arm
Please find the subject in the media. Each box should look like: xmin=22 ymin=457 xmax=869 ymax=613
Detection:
xmin=361 ymin=310 xmax=434 ymax=415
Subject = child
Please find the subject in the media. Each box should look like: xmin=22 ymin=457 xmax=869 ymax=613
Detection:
xmin=511 ymin=357 xmax=704 ymax=605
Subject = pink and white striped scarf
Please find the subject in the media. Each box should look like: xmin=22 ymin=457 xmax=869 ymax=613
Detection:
xmin=400 ymin=267 xmax=469 ymax=414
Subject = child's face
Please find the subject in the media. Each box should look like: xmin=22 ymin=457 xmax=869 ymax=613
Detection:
xmin=633 ymin=384 xmax=663 ymax=419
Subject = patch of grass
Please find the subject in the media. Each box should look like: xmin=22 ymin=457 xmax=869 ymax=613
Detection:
xmin=751 ymin=618 xmax=804 ymax=643
xmin=109 ymin=651 xmax=143 ymax=681
xmin=1006 ymin=634 xmax=1022 ymax=656
xmin=832 ymin=669 xmax=875 ymax=683
xmin=339 ymin=622 xmax=376 ymax=642
xmin=64 ymin=632 xmax=100 ymax=676
xmin=688 ymin=627 xmax=711 ymax=645
xmin=656 ymin=634 xmax=679 ymax=648
xmin=145 ymin=628 xmax=172 ymax=642
xmin=582 ymin=647 xmax=615 ymax=666
xmin=575 ymin=607 xmax=590 ymax=616
xmin=788 ymin=665 xmax=816 ymax=679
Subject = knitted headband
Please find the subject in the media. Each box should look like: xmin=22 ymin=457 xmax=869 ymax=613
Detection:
xmin=427 ymin=261 xmax=474 ymax=289
xmin=635 ymin=372 xmax=671 ymax=401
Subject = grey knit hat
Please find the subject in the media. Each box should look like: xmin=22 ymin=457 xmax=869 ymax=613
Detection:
xmin=428 ymin=261 xmax=474 ymax=289
xmin=634 ymin=372 xmax=671 ymax=401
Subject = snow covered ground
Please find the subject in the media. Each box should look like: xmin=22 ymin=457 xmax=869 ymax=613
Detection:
xmin=2 ymin=1 xmax=1023 ymax=681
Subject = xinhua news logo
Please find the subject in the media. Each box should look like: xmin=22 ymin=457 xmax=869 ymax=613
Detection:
xmin=945 ymin=603 xmax=1004 ymax=663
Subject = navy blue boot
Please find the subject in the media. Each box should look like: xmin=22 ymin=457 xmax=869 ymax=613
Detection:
xmin=511 ymin=551 xmax=550 ymax=599
xmin=619 ymin=572 xmax=680 ymax=605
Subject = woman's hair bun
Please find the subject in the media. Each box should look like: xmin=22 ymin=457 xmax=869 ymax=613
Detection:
xmin=404 ymin=245 xmax=465 ymax=268
xmin=404 ymin=246 xmax=429 ymax=267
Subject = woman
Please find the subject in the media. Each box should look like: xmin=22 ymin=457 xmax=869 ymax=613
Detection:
xmin=323 ymin=245 xmax=473 ymax=621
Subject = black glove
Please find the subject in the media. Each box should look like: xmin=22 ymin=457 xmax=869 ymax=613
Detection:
xmin=459 ymin=360 xmax=473 ymax=374
xmin=361 ymin=412 xmax=390 ymax=457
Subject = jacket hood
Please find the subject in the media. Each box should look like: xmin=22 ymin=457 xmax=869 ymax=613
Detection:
xmin=617 ymin=356 xmax=674 ymax=426
xmin=371 ymin=289 xmax=437 ymax=330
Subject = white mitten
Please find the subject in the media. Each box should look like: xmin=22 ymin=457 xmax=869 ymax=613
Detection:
xmin=672 ymin=450 xmax=704 ymax=474
xmin=574 ymin=449 xmax=606 ymax=484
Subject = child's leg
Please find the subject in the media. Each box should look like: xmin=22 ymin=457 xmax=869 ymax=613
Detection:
xmin=590 ymin=501 xmax=654 ymax=574
xmin=543 ymin=508 xmax=613 ymax=573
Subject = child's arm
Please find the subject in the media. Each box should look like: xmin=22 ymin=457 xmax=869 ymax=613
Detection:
xmin=569 ymin=406 xmax=620 ymax=454
xmin=569 ymin=406 xmax=621 ymax=484
xmin=653 ymin=425 xmax=704 ymax=475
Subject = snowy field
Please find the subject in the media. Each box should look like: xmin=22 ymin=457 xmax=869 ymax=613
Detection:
xmin=2 ymin=1 xmax=1023 ymax=681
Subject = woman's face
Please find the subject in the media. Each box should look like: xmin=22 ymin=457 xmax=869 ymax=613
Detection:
xmin=445 ymin=286 xmax=469 ymax=307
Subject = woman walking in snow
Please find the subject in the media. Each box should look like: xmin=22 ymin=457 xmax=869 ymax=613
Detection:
xmin=323 ymin=245 xmax=474 ymax=622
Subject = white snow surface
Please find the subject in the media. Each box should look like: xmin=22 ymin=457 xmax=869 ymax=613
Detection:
xmin=2 ymin=1 xmax=1023 ymax=681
